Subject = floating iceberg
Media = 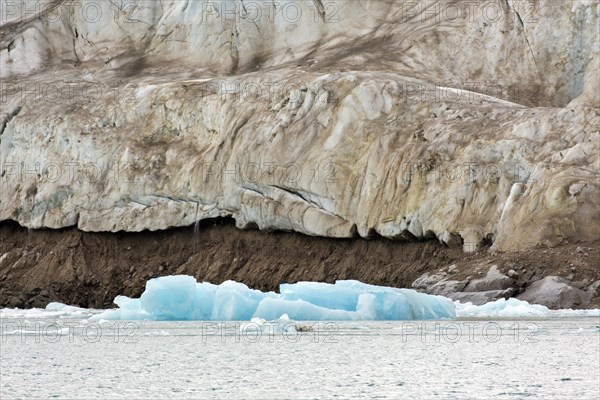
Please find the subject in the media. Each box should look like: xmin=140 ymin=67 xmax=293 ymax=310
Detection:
xmin=455 ymin=298 xmax=600 ymax=318
xmin=92 ymin=275 xmax=456 ymax=321
xmin=0 ymin=302 xmax=101 ymax=319
xmin=455 ymin=298 xmax=551 ymax=318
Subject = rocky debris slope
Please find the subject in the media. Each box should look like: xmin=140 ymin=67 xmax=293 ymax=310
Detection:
xmin=1 ymin=222 xmax=599 ymax=309
xmin=412 ymin=265 xmax=516 ymax=305
xmin=412 ymin=250 xmax=600 ymax=308
xmin=1 ymin=1 xmax=599 ymax=253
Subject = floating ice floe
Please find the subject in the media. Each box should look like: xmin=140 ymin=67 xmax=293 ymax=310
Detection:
xmin=0 ymin=302 xmax=101 ymax=319
xmin=91 ymin=275 xmax=457 ymax=321
xmin=455 ymin=298 xmax=551 ymax=318
xmin=2 ymin=277 xmax=598 ymax=321
xmin=455 ymin=298 xmax=600 ymax=318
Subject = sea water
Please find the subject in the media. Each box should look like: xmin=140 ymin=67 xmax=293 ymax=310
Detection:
xmin=1 ymin=278 xmax=599 ymax=399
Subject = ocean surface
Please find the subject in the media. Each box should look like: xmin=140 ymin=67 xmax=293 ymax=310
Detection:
xmin=1 ymin=310 xmax=599 ymax=399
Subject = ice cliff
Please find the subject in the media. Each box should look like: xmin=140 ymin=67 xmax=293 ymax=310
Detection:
xmin=1 ymin=0 xmax=598 ymax=251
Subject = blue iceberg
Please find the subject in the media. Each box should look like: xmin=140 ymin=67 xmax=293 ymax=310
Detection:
xmin=93 ymin=275 xmax=456 ymax=321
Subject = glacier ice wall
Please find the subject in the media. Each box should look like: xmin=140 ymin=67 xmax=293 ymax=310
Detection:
xmin=1 ymin=1 xmax=598 ymax=252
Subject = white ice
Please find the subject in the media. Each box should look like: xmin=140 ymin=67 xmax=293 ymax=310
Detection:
xmin=455 ymin=298 xmax=551 ymax=318
xmin=455 ymin=298 xmax=600 ymax=318
xmin=0 ymin=302 xmax=101 ymax=319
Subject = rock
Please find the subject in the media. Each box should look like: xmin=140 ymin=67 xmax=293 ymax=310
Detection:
xmin=566 ymin=274 xmax=574 ymax=281
xmin=449 ymin=289 xmax=514 ymax=306
xmin=158 ymin=266 xmax=164 ymax=272
xmin=447 ymin=265 xmax=458 ymax=274
xmin=428 ymin=280 xmax=469 ymax=297
xmin=295 ymin=324 xmax=314 ymax=332
xmin=586 ymin=281 xmax=600 ymax=297
xmin=129 ymin=266 xmax=135 ymax=274
xmin=411 ymin=271 xmax=467 ymax=296
xmin=464 ymin=265 xmax=515 ymax=292
xmin=412 ymin=272 xmax=448 ymax=290
xmin=517 ymin=276 xmax=590 ymax=309
xmin=570 ymin=266 xmax=577 ymax=272
xmin=571 ymin=280 xmax=589 ymax=290
xmin=507 ymin=269 xmax=519 ymax=279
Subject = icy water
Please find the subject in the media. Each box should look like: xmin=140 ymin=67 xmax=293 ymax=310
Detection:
xmin=1 ymin=314 xmax=599 ymax=399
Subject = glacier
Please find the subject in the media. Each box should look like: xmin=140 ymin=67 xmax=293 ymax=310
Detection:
xmin=92 ymin=276 xmax=457 ymax=321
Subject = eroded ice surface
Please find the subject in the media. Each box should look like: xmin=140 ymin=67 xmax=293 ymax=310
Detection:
xmin=91 ymin=276 xmax=457 ymax=321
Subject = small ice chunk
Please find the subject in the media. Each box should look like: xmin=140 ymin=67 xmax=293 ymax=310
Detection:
xmin=455 ymin=298 xmax=550 ymax=318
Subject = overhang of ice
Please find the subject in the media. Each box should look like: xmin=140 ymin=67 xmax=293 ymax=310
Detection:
xmin=92 ymin=276 xmax=456 ymax=321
